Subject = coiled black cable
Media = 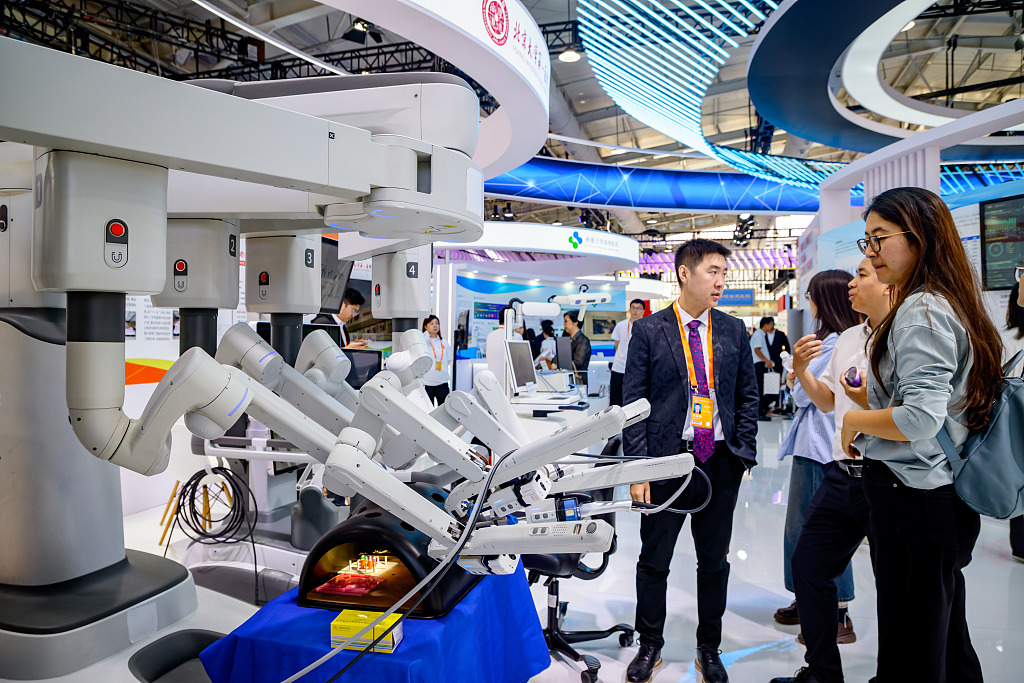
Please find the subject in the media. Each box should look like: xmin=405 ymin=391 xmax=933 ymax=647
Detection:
xmin=163 ymin=466 xmax=260 ymax=604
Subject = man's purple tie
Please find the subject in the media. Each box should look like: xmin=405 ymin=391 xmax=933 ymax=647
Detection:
xmin=687 ymin=319 xmax=715 ymax=463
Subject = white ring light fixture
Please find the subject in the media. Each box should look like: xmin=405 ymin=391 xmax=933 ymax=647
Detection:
xmin=318 ymin=0 xmax=551 ymax=178
xmin=840 ymin=0 xmax=1024 ymax=138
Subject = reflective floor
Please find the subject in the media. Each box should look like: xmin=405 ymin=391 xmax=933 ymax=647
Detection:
xmin=529 ymin=418 xmax=1024 ymax=683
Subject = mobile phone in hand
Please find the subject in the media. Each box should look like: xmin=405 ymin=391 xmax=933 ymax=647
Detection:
xmin=845 ymin=367 xmax=862 ymax=388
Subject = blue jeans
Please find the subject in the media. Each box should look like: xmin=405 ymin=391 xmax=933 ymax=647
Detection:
xmin=784 ymin=456 xmax=855 ymax=601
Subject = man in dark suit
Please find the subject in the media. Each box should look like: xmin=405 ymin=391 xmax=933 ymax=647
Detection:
xmin=310 ymin=288 xmax=367 ymax=348
xmin=765 ymin=317 xmax=790 ymax=414
xmin=624 ymin=239 xmax=759 ymax=683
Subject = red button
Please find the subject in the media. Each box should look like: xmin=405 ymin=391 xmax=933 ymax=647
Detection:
xmin=260 ymin=273 xmax=268 ymax=283
xmin=175 ymin=260 xmax=186 ymax=272
xmin=109 ymin=222 xmax=125 ymax=237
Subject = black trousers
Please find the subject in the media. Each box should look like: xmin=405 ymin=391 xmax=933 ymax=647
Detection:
xmin=1011 ymin=515 xmax=1024 ymax=557
xmin=635 ymin=443 xmax=747 ymax=649
xmin=862 ymin=459 xmax=983 ymax=683
xmin=610 ymin=370 xmax=624 ymax=407
xmin=792 ymin=462 xmax=873 ymax=683
xmin=424 ymin=383 xmax=450 ymax=407
xmin=754 ymin=362 xmax=778 ymax=414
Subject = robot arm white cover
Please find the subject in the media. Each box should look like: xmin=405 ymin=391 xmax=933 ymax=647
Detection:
xmin=67 ymin=345 xmax=253 ymax=475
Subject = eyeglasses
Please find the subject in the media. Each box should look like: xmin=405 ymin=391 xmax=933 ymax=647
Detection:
xmin=856 ymin=231 xmax=912 ymax=255
xmin=1016 ymin=266 xmax=1024 ymax=283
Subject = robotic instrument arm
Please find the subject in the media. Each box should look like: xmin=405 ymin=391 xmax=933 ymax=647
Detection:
xmin=294 ymin=329 xmax=358 ymax=412
xmin=215 ymin=322 xmax=356 ymax=436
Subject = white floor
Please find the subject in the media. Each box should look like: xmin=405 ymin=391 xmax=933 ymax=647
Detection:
xmin=528 ymin=418 xmax=1024 ymax=683
xmin=10 ymin=419 xmax=1021 ymax=683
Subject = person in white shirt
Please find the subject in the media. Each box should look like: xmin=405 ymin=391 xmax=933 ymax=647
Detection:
xmin=535 ymin=319 xmax=557 ymax=370
xmin=310 ymin=288 xmax=368 ymax=349
xmin=749 ymin=317 xmax=775 ymax=421
xmin=421 ymin=315 xmax=451 ymax=406
xmin=610 ymin=299 xmax=646 ymax=406
xmin=768 ymin=259 xmax=890 ymax=683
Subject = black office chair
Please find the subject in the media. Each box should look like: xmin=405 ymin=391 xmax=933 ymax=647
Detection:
xmin=522 ymin=439 xmax=634 ymax=683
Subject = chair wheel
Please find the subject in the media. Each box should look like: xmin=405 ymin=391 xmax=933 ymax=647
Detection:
xmin=619 ymin=631 xmax=634 ymax=647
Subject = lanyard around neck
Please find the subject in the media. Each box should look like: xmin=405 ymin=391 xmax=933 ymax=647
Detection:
xmin=674 ymin=302 xmax=714 ymax=391
xmin=429 ymin=337 xmax=443 ymax=360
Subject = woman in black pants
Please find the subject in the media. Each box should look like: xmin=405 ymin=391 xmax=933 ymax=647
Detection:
xmin=1004 ymin=278 xmax=1024 ymax=560
xmin=421 ymin=315 xmax=451 ymax=406
xmin=839 ymin=188 xmax=1003 ymax=683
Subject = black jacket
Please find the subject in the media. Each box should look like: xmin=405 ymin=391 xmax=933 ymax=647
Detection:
xmin=622 ymin=305 xmax=759 ymax=465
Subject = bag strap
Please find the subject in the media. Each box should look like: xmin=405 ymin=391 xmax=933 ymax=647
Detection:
xmin=936 ymin=427 xmax=964 ymax=466
xmin=1004 ymin=350 xmax=1024 ymax=378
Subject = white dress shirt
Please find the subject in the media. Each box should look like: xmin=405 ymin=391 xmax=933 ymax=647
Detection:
xmin=676 ymin=306 xmax=725 ymax=442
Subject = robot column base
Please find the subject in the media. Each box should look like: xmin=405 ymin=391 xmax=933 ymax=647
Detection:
xmin=0 ymin=552 xmax=197 ymax=680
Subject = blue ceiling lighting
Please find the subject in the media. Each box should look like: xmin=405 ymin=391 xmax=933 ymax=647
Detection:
xmin=485 ymin=156 xmax=821 ymax=212
xmin=579 ymin=0 xmax=1024 ymax=191
xmin=578 ymin=0 xmax=839 ymax=189
xmin=484 ymin=157 xmax=1024 ymax=212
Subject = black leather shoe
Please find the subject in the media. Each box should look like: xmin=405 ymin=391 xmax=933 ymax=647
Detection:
xmin=695 ymin=645 xmax=728 ymax=683
xmin=770 ymin=667 xmax=822 ymax=683
xmin=626 ymin=642 xmax=662 ymax=683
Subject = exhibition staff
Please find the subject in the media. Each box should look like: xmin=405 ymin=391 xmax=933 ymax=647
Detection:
xmin=563 ymin=310 xmax=591 ymax=387
xmin=311 ymin=288 xmax=368 ymax=349
xmin=624 ymin=239 xmax=759 ymax=683
xmin=421 ymin=315 xmax=451 ymax=406
xmin=772 ymin=269 xmax=861 ymax=656
xmin=610 ymin=299 xmax=647 ymax=406
xmin=839 ymin=188 xmax=1002 ymax=683
xmin=769 ymin=259 xmax=891 ymax=683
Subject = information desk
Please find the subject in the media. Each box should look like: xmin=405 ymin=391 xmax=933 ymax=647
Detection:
xmin=200 ymin=565 xmax=550 ymax=683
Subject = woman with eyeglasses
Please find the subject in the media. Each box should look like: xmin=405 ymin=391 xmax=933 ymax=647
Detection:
xmin=773 ymin=270 xmax=861 ymax=643
xmin=839 ymin=187 xmax=1003 ymax=683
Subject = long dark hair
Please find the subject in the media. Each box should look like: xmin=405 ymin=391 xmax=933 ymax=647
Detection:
xmin=421 ymin=314 xmax=442 ymax=339
xmin=809 ymin=269 xmax=860 ymax=340
xmin=1009 ymin=282 xmax=1024 ymax=341
xmin=864 ymin=187 xmax=1003 ymax=430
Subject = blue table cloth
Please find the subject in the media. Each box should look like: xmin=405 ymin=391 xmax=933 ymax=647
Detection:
xmin=200 ymin=565 xmax=550 ymax=683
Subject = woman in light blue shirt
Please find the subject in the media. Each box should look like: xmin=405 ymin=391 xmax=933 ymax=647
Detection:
xmin=775 ymin=270 xmax=861 ymax=638
xmin=840 ymin=187 xmax=1003 ymax=683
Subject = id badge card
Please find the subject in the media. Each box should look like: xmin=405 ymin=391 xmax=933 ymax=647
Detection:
xmin=690 ymin=396 xmax=713 ymax=430
xmin=435 ymin=361 xmax=442 ymax=371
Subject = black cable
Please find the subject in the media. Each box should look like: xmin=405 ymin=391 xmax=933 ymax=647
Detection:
xmin=167 ymin=466 xmax=260 ymax=604
xmin=322 ymin=447 xmax=519 ymax=683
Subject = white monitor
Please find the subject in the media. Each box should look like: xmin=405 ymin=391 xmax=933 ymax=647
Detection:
xmin=505 ymin=340 xmax=537 ymax=393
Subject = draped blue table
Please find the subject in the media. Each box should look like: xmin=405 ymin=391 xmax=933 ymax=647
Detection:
xmin=200 ymin=565 xmax=550 ymax=683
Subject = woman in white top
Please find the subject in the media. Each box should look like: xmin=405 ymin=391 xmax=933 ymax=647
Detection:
xmin=421 ymin=315 xmax=451 ymax=406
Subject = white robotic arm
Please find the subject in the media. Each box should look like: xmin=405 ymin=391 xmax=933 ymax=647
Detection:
xmin=294 ymin=329 xmax=358 ymax=413
xmin=215 ymin=322 xmax=356 ymax=436
xmin=351 ymin=371 xmax=486 ymax=483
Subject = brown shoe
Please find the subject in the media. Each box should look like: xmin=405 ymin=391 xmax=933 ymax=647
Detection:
xmin=773 ymin=600 xmax=799 ymax=625
xmin=797 ymin=613 xmax=857 ymax=645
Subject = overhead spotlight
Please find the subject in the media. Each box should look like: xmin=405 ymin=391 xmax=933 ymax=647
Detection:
xmin=558 ymin=46 xmax=582 ymax=63
xmin=738 ymin=213 xmax=752 ymax=220
xmin=646 ymin=218 xmax=658 ymax=224
xmin=503 ymin=203 xmax=515 ymax=219
xmin=901 ymin=20 xmax=915 ymax=32
xmin=342 ymin=18 xmax=383 ymax=45
xmin=1016 ymin=32 xmax=1024 ymax=51
xmin=490 ymin=205 xmax=501 ymax=220
xmin=553 ymin=221 xmax=563 ymax=226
